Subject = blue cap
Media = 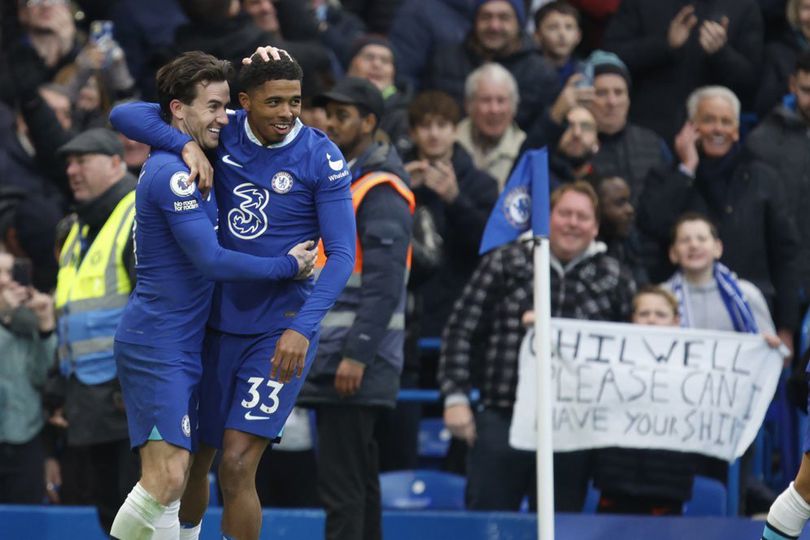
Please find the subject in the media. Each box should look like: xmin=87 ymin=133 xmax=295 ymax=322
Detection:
xmin=475 ymin=0 xmax=526 ymax=27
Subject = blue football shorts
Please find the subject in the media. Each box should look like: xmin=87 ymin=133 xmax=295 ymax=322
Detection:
xmin=114 ymin=341 xmax=202 ymax=452
xmin=198 ymin=327 xmax=319 ymax=449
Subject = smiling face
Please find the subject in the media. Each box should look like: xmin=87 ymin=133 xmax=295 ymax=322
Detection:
xmin=65 ymin=153 xmax=123 ymax=202
xmin=475 ymin=1 xmax=521 ymax=55
xmin=669 ymin=218 xmax=722 ymax=276
xmin=693 ymin=96 xmax=739 ymax=158
xmin=549 ymin=190 xmax=599 ymax=262
xmin=467 ymin=77 xmax=515 ymax=140
xmin=242 ymin=0 xmax=280 ymax=33
xmin=347 ymin=44 xmax=395 ymax=92
xmin=239 ymin=79 xmax=301 ymax=145
xmin=171 ymin=80 xmax=230 ymax=150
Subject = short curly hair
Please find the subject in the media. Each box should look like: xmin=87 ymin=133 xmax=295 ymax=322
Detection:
xmin=237 ymin=54 xmax=304 ymax=94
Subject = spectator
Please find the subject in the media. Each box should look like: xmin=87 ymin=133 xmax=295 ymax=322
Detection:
xmin=439 ymin=181 xmax=635 ymax=512
xmin=0 ymin=252 xmax=57 ymax=504
xmin=637 ymin=86 xmax=799 ymax=356
xmin=663 ymin=212 xmax=777 ymax=336
xmin=52 ymin=128 xmax=138 ymax=533
xmin=425 ymin=0 xmax=559 ymax=130
xmin=756 ymin=0 xmax=810 ymax=116
xmin=549 ymin=105 xmax=599 ymax=186
xmin=747 ymin=51 xmax=810 ymax=303
xmin=593 ymin=175 xmax=648 ymax=286
xmin=565 ymin=0 xmax=621 ymax=53
xmin=110 ymin=0 xmax=187 ymax=101
xmin=346 ymin=36 xmax=413 ymax=156
xmin=340 ymin=0 xmax=402 ymax=34
xmin=302 ymin=77 xmax=414 ymax=540
xmin=175 ymin=0 xmax=331 ymax=99
xmin=117 ymin=133 xmax=149 ymax=177
xmin=586 ymin=50 xmax=672 ymax=205
xmin=0 ymin=97 xmax=68 ymax=204
xmin=532 ymin=0 xmax=584 ymax=85
xmin=403 ymin=90 xmax=499 ymax=341
xmin=308 ymin=0 xmax=368 ymax=69
xmin=53 ymin=34 xmax=137 ymax=130
xmin=603 ymin=0 xmax=764 ymax=144
xmin=388 ymin=0 xmax=477 ymax=89
xmin=594 ymin=285 xmax=696 ymax=515
xmin=456 ymin=63 xmax=526 ymax=190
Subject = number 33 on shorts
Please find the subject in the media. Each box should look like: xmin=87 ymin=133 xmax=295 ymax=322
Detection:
xmin=241 ymin=377 xmax=284 ymax=420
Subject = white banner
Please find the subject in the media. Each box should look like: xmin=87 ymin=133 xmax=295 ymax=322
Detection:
xmin=509 ymin=318 xmax=782 ymax=461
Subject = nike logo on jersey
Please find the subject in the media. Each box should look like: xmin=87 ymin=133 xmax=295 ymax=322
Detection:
xmin=222 ymin=154 xmax=243 ymax=168
xmin=327 ymin=153 xmax=344 ymax=171
xmin=244 ymin=411 xmax=270 ymax=421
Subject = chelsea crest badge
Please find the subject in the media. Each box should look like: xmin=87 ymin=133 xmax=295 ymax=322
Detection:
xmin=271 ymin=171 xmax=294 ymax=194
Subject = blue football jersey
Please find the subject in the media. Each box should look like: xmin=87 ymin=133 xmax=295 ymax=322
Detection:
xmin=116 ymin=150 xmax=218 ymax=352
xmin=110 ymin=103 xmax=356 ymax=339
xmin=208 ymin=113 xmax=353 ymax=336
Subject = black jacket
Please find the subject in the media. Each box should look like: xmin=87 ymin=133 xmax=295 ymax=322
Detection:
xmin=637 ymin=147 xmax=800 ymax=329
xmin=299 ymin=142 xmax=413 ymax=407
xmin=425 ymin=34 xmax=559 ymax=131
xmin=755 ymin=32 xmax=806 ymax=117
xmin=407 ymin=143 xmax=499 ymax=338
xmin=592 ymin=123 xmax=672 ymax=205
xmin=746 ymin=104 xmax=810 ymax=297
xmin=603 ymin=0 xmax=763 ymax=143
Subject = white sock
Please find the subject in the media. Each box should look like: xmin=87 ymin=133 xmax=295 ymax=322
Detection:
xmin=152 ymin=500 xmax=180 ymax=540
xmin=767 ymin=482 xmax=810 ymax=537
xmin=178 ymin=521 xmax=202 ymax=540
xmin=110 ymin=482 xmax=166 ymax=540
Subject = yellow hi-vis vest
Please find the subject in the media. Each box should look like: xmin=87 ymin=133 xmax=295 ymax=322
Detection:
xmin=55 ymin=190 xmax=135 ymax=384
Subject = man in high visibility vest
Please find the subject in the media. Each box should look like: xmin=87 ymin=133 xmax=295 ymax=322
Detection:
xmin=53 ymin=128 xmax=139 ymax=533
xmin=299 ymin=77 xmax=414 ymax=540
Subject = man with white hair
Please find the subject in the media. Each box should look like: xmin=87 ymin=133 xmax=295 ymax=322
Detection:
xmin=455 ymin=62 xmax=525 ymax=190
xmin=636 ymin=85 xmax=800 ymax=356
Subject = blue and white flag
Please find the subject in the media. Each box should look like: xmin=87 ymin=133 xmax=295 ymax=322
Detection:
xmin=479 ymin=148 xmax=550 ymax=255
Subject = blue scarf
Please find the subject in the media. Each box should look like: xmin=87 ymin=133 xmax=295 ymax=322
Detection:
xmin=670 ymin=262 xmax=759 ymax=334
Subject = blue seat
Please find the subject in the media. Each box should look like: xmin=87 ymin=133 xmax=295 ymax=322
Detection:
xmin=683 ymin=475 xmax=727 ymax=516
xmin=208 ymin=472 xmax=220 ymax=507
xmin=379 ymin=470 xmax=466 ymax=510
xmin=418 ymin=418 xmax=451 ymax=458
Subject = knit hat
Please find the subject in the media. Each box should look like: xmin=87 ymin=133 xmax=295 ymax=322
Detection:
xmin=475 ymin=0 xmax=526 ymax=27
xmin=587 ymin=50 xmax=631 ymax=88
xmin=348 ymin=35 xmax=395 ymax=66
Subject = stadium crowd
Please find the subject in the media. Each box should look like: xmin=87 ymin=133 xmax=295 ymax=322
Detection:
xmin=1 ymin=0 xmax=809 ymax=533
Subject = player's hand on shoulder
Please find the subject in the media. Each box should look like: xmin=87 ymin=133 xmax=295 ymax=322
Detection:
xmin=181 ymin=141 xmax=213 ymax=197
xmin=288 ymin=240 xmax=317 ymax=280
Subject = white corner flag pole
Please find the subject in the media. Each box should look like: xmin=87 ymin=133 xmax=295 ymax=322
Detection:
xmin=534 ymin=236 xmax=555 ymax=540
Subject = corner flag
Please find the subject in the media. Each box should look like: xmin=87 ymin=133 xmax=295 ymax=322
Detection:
xmin=478 ymin=148 xmax=550 ymax=255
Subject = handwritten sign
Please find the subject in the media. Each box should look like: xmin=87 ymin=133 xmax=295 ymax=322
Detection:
xmin=509 ymin=319 xmax=782 ymax=461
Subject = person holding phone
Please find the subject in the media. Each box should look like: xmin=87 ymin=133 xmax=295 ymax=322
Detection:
xmin=0 ymin=252 xmax=57 ymax=505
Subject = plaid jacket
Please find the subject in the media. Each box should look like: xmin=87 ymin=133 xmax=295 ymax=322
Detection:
xmin=438 ymin=239 xmax=636 ymax=409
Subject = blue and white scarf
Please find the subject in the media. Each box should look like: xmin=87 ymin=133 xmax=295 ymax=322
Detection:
xmin=670 ymin=262 xmax=759 ymax=334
